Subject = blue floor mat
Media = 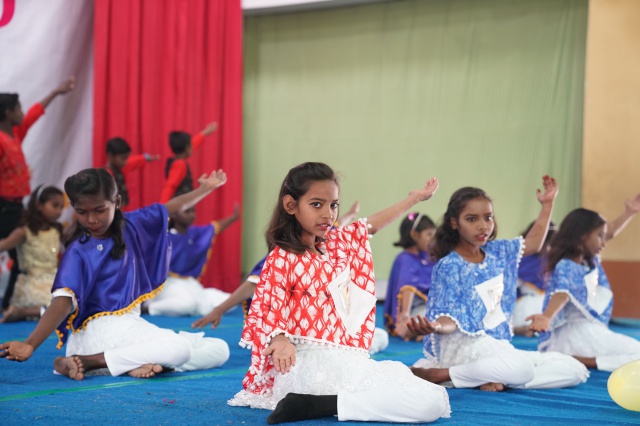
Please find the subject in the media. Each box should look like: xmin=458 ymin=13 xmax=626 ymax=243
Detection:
xmin=1 ymin=304 xmax=639 ymax=425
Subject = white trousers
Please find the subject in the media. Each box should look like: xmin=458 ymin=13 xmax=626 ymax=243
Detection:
xmin=65 ymin=309 xmax=230 ymax=377
xmin=146 ymin=276 xmax=230 ymax=317
xmin=338 ymin=385 xmax=448 ymax=423
xmin=103 ymin=331 xmax=229 ymax=376
xmin=449 ymin=349 xmax=588 ymax=389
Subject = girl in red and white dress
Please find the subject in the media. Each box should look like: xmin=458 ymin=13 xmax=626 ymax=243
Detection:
xmin=228 ymin=162 xmax=450 ymax=424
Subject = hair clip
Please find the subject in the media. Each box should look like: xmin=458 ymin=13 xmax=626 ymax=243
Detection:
xmin=35 ymin=184 xmax=52 ymax=202
xmin=410 ymin=213 xmax=423 ymax=232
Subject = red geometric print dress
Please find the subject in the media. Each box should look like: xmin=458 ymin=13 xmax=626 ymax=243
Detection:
xmin=229 ymin=220 xmax=450 ymax=422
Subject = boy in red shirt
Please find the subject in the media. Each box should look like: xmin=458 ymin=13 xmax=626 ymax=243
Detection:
xmin=160 ymin=122 xmax=217 ymax=203
xmin=0 ymin=77 xmax=75 ymax=309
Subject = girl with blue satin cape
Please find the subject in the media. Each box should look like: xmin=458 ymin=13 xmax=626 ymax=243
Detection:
xmin=528 ymin=196 xmax=640 ymax=372
xmin=408 ymin=178 xmax=588 ymax=391
xmin=144 ymin=202 xmax=239 ymax=317
xmin=0 ymin=168 xmax=230 ymax=380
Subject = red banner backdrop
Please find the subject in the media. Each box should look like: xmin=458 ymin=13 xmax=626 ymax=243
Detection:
xmin=93 ymin=0 xmax=243 ymax=291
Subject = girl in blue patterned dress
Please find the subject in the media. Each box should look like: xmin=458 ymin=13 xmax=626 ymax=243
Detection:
xmin=0 ymin=168 xmax=230 ymax=379
xmin=409 ymin=178 xmax=588 ymax=391
xmin=383 ymin=212 xmax=436 ymax=340
xmin=528 ymin=196 xmax=640 ymax=372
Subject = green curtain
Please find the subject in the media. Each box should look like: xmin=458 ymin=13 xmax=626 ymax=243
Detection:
xmin=242 ymin=0 xmax=587 ymax=281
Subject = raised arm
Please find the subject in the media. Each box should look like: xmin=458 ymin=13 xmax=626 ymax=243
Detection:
xmin=336 ymin=201 xmax=359 ymax=228
xmin=0 ymin=297 xmax=73 ymax=362
xmin=164 ymin=169 xmax=227 ymax=215
xmin=0 ymin=227 xmax=26 ymax=252
xmin=215 ymin=204 xmax=240 ymax=234
xmin=39 ymin=77 xmax=76 ymax=109
xmin=605 ymin=192 xmax=640 ymax=241
xmin=523 ymin=176 xmax=558 ymax=256
xmin=366 ymin=178 xmax=438 ymax=235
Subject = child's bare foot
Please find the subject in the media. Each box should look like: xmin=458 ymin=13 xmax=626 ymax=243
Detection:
xmin=479 ymin=382 xmax=504 ymax=392
xmin=0 ymin=306 xmax=19 ymax=323
xmin=54 ymin=356 xmax=85 ymax=380
xmin=0 ymin=305 xmax=40 ymax=323
xmin=127 ymin=364 xmax=164 ymax=378
xmin=410 ymin=367 xmax=450 ymax=384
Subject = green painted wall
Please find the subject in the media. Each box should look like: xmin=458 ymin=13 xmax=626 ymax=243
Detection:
xmin=242 ymin=0 xmax=588 ymax=280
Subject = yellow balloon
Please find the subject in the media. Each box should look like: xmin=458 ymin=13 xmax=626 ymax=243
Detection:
xmin=608 ymin=360 xmax=640 ymax=411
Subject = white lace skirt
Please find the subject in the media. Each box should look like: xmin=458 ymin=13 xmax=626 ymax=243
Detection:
xmin=229 ymin=345 xmax=450 ymax=414
xmin=414 ymin=331 xmax=516 ymax=369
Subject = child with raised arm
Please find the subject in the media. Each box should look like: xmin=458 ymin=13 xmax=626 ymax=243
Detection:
xmin=105 ymin=137 xmax=160 ymax=209
xmin=0 ymin=77 xmax=75 ymax=309
xmin=0 ymin=185 xmax=64 ymax=322
xmin=384 ymin=212 xmax=436 ymax=341
xmin=409 ymin=178 xmax=588 ymax=392
xmin=528 ymin=194 xmax=640 ymax=371
xmin=144 ymin=203 xmax=240 ymax=316
xmin=159 ymin=122 xmax=217 ymax=203
xmin=0 ymin=168 xmax=230 ymax=380
xmin=228 ymin=162 xmax=449 ymax=424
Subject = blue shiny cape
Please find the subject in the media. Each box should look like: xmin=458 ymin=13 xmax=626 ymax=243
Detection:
xmin=517 ymin=254 xmax=547 ymax=295
xmin=52 ymin=204 xmax=170 ymax=346
xmin=424 ymin=238 xmax=523 ymax=359
xmin=538 ymin=257 xmax=613 ymax=348
xmin=383 ymin=250 xmax=433 ymax=334
xmin=169 ymin=223 xmax=216 ymax=279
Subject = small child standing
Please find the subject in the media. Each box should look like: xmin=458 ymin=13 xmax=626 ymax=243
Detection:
xmin=409 ymin=178 xmax=588 ymax=391
xmin=145 ymin=204 xmax=240 ymax=316
xmin=159 ymin=122 xmax=217 ymax=203
xmin=528 ymin=194 xmax=640 ymax=372
xmin=1 ymin=77 xmax=75 ymax=309
xmin=105 ymin=137 xmax=160 ymax=209
xmin=229 ymin=162 xmax=449 ymax=424
xmin=384 ymin=212 xmax=436 ymax=341
xmin=0 ymin=185 xmax=64 ymax=322
xmin=0 ymin=168 xmax=230 ymax=379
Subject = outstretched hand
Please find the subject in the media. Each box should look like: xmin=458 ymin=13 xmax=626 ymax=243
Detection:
xmin=191 ymin=307 xmax=223 ymax=330
xmin=202 ymin=122 xmax=218 ymax=136
xmin=56 ymin=77 xmax=76 ymax=95
xmin=0 ymin=341 xmax=34 ymax=362
xmin=409 ymin=177 xmax=439 ymax=203
xmin=526 ymin=314 xmax=550 ymax=333
xmin=198 ymin=169 xmax=227 ymax=191
xmin=263 ymin=335 xmax=296 ymax=374
xmin=536 ymin=175 xmax=558 ymax=205
xmin=624 ymin=192 xmax=640 ymax=214
xmin=406 ymin=316 xmax=441 ymax=336
xmin=346 ymin=201 xmax=360 ymax=216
